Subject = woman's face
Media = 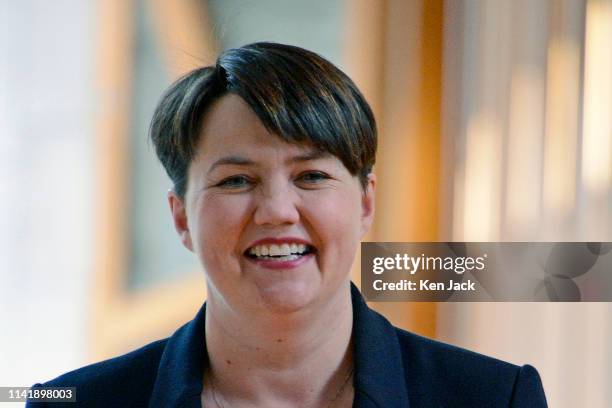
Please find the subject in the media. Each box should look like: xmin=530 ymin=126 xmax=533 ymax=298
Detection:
xmin=169 ymin=94 xmax=375 ymax=314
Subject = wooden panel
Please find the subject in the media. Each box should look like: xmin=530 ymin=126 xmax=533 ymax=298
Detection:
xmin=91 ymin=0 xmax=134 ymax=361
xmin=346 ymin=0 xmax=444 ymax=339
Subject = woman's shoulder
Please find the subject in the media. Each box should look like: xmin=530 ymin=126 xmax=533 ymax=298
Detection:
xmin=28 ymin=338 xmax=168 ymax=407
xmin=393 ymin=327 xmax=546 ymax=406
xmin=395 ymin=326 xmax=520 ymax=373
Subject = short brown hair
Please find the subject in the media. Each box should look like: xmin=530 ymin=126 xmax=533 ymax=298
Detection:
xmin=150 ymin=42 xmax=377 ymax=198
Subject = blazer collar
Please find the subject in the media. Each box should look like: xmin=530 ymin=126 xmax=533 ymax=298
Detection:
xmin=351 ymin=282 xmax=411 ymax=407
xmin=149 ymin=304 xmax=207 ymax=408
xmin=149 ymin=283 xmax=411 ymax=408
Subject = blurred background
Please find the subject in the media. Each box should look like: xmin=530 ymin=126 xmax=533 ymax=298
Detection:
xmin=1 ymin=0 xmax=610 ymax=406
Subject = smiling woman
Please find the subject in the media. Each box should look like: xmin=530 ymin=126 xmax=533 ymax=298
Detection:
xmin=27 ymin=42 xmax=547 ymax=408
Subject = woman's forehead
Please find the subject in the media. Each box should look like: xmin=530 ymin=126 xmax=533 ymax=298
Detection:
xmin=199 ymin=94 xmax=265 ymax=140
xmin=199 ymin=95 xmax=299 ymax=148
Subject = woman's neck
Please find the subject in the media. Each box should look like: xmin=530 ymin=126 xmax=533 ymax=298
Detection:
xmin=203 ymin=282 xmax=354 ymax=407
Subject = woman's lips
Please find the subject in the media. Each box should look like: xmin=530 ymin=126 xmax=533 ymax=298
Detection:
xmin=246 ymin=237 xmax=313 ymax=248
xmin=243 ymin=236 xmax=317 ymax=270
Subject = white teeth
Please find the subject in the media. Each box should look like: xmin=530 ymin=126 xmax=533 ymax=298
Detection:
xmin=247 ymin=242 xmax=311 ymax=258
xmin=273 ymin=254 xmax=300 ymax=261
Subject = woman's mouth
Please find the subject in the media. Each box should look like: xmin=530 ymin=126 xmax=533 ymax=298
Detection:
xmin=245 ymin=242 xmax=315 ymax=262
xmin=244 ymin=237 xmax=317 ymax=270
xmin=244 ymin=243 xmax=316 ymax=269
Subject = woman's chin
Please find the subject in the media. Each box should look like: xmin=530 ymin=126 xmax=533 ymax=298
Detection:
xmin=255 ymin=281 xmax=318 ymax=314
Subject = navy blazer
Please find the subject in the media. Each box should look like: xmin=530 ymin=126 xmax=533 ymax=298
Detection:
xmin=28 ymin=284 xmax=547 ymax=407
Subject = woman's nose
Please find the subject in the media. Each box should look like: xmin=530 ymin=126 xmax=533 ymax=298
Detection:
xmin=253 ymin=184 xmax=300 ymax=226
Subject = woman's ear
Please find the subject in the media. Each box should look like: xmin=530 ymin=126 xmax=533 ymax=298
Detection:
xmin=360 ymin=173 xmax=376 ymax=237
xmin=167 ymin=190 xmax=194 ymax=252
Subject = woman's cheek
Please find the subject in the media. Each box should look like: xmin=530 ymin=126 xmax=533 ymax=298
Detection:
xmin=196 ymin=195 xmax=250 ymax=254
xmin=314 ymin=191 xmax=363 ymax=252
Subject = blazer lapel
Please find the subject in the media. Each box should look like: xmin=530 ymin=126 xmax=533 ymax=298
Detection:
xmin=149 ymin=303 xmax=207 ymax=408
xmin=351 ymin=283 xmax=411 ymax=408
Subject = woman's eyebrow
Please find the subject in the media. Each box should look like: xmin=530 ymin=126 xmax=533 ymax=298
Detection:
xmin=288 ymin=149 xmax=330 ymax=163
xmin=207 ymin=156 xmax=254 ymax=174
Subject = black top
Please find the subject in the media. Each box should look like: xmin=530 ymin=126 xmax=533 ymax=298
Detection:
xmin=28 ymin=283 xmax=547 ymax=407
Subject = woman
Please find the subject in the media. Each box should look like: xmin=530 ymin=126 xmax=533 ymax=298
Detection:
xmin=29 ymin=42 xmax=547 ymax=407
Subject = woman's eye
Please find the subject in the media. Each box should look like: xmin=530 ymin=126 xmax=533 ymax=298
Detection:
xmin=297 ymin=171 xmax=329 ymax=184
xmin=217 ymin=175 xmax=252 ymax=189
